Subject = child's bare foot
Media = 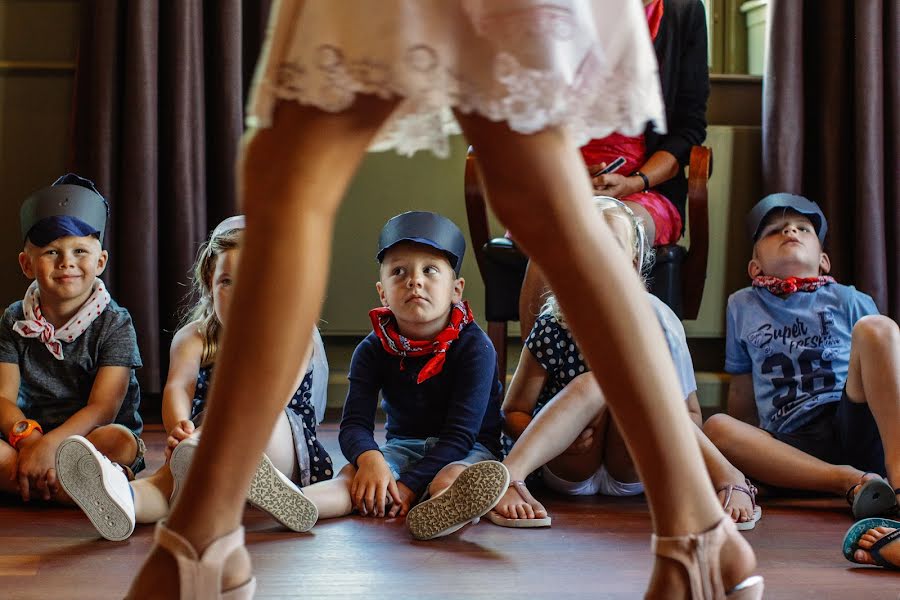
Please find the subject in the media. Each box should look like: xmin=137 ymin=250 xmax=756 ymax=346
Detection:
xmin=126 ymin=530 xmax=252 ymax=599
xmin=646 ymin=518 xmax=760 ymax=599
xmin=493 ymin=480 xmax=547 ymax=520
xmin=716 ymin=479 xmax=760 ymax=530
xmin=853 ymin=526 xmax=900 ymax=568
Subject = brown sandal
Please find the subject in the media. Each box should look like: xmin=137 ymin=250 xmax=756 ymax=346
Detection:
xmin=717 ymin=479 xmax=762 ymax=531
xmin=651 ymin=517 xmax=764 ymax=599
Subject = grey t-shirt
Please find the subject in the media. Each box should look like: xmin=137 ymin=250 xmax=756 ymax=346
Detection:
xmin=0 ymin=298 xmax=143 ymax=435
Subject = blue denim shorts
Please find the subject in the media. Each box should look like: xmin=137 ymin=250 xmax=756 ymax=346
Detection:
xmin=380 ymin=437 xmax=499 ymax=480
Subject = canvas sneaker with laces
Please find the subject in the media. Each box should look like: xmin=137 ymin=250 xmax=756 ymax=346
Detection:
xmin=56 ymin=435 xmax=136 ymax=541
xmin=169 ymin=435 xmax=318 ymax=532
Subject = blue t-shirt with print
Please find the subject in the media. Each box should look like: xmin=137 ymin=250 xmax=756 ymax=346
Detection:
xmin=725 ymin=283 xmax=878 ymax=434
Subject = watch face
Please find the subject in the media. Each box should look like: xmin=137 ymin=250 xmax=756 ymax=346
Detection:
xmin=13 ymin=421 xmax=28 ymax=434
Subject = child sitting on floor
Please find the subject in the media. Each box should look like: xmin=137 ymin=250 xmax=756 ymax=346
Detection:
xmin=0 ymin=174 xmax=144 ymax=509
xmin=295 ymin=211 xmax=509 ymax=540
xmin=481 ymin=196 xmax=761 ymax=530
xmin=56 ymin=216 xmax=330 ymax=540
xmin=703 ymin=193 xmax=899 ymax=524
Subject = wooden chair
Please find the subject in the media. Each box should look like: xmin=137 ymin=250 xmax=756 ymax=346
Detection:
xmin=464 ymin=146 xmax=713 ymax=376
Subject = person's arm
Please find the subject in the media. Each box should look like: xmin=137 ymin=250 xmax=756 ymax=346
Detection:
xmin=726 ymin=373 xmax=758 ymax=426
xmin=0 ymin=362 xmax=24 ymax=439
xmin=339 ymin=337 xmax=400 ymax=516
xmin=338 ymin=338 xmax=383 ymax=465
xmin=595 ymin=2 xmax=710 ymax=197
xmin=723 ymin=294 xmax=756 ymax=425
xmin=161 ymin=323 xmax=204 ymax=455
xmin=685 ymin=391 xmax=702 ymax=428
xmin=502 ymin=346 xmax=547 ymax=440
xmin=396 ymin=332 xmax=498 ymax=497
xmin=591 ymin=151 xmax=680 ymax=199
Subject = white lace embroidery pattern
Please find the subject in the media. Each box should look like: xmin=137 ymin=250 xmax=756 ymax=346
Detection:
xmin=248 ymin=1 xmax=665 ymax=158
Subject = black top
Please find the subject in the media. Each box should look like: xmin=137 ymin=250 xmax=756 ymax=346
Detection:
xmin=645 ymin=0 xmax=710 ymax=230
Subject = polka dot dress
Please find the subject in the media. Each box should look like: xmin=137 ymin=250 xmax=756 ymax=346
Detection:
xmin=502 ymin=313 xmax=588 ymax=457
xmin=191 ymin=366 xmax=333 ymax=484
xmin=526 ymin=313 xmax=588 ymax=413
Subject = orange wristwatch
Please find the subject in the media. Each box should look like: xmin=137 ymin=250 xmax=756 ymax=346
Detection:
xmin=8 ymin=419 xmax=42 ymax=449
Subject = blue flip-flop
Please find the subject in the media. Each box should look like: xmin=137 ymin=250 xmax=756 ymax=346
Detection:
xmin=842 ymin=517 xmax=900 ymax=569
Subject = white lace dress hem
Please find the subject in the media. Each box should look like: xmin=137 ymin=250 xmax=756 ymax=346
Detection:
xmin=246 ymin=0 xmax=666 ymax=158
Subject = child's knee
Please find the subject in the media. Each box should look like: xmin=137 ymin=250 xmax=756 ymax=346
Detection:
xmin=852 ymin=315 xmax=900 ymax=352
xmin=87 ymin=424 xmax=137 ymax=458
xmin=0 ymin=443 xmax=17 ymax=479
xmin=429 ymin=463 xmax=466 ymax=494
xmin=703 ymin=413 xmax=737 ymax=447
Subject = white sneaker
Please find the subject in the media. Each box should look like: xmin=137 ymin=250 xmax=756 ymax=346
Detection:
xmin=168 ymin=435 xmax=200 ymax=504
xmin=56 ymin=435 xmax=136 ymax=541
xmin=171 ymin=436 xmax=318 ymax=532
xmin=247 ymin=453 xmax=318 ymax=533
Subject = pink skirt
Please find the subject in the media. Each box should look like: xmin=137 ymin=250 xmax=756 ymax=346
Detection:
xmin=246 ymin=0 xmax=666 ymax=158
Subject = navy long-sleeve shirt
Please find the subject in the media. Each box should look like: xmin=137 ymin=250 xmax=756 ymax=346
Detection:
xmin=339 ymin=321 xmax=503 ymax=495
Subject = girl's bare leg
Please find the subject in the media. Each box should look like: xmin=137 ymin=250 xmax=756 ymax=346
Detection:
xmin=128 ymin=96 xmax=397 ymax=599
xmin=301 ymin=464 xmax=356 ymax=519
xmin=454 ymin=112 xmax=756 ymax=597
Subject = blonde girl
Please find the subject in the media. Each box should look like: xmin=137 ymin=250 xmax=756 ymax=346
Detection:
xmin=491 ymin=197 xmax=761 ymax=532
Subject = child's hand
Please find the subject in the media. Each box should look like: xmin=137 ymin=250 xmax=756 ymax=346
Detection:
xmin=15 ymin=435 xmax=57 ymax=502
xmin=351 ymin=450 xmax=400 ymax=517
xmin=386 ymin=482 xmax=416 ymax=518
xmin=165 ymin=419 xmax=195 ymax=460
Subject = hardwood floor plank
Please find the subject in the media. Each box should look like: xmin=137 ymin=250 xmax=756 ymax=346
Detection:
xmin=0 ymin=426 xmax=896 ymax=599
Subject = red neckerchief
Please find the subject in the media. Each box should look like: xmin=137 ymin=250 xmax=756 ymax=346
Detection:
xmin=646 ymin=0 xmax=665 ymax=42
xmin=753 ymin=275 xmax=836 ymax=296
xmin=369 ymin=300 xmax=474 ymax=384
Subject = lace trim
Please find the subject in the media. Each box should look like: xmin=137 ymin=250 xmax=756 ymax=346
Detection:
xmin=251 ymin=42 xmax=663 ymax=158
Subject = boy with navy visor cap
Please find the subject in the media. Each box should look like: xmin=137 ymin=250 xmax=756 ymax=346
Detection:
xmin=0 ymin=174 xmax=143 ymax=537
xmin=305 ymin=210 xmax=509 ymax=540
xmin=703 ymin=193 xmax=900 ymax=526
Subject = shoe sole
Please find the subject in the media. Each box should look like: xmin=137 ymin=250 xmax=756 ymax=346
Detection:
xmin=406 ymin=460 xmax=510 ymax=541
xmin=247 ymin=453 xmax=318 ymax=532
xmin=851 ymin=478 xmax=898 ymax=519
xmin=168 ymin=437 xmax=198 ymax=504
xmin=56 ymin=436 xmax=134 ymax=541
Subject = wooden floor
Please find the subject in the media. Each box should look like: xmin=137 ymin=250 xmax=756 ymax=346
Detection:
xmin=1 ymin=424 xmax=897 ymax=599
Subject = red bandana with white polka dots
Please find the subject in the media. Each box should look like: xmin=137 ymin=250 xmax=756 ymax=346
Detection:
xmin=13 ymin=279 xmax=111 ymax=360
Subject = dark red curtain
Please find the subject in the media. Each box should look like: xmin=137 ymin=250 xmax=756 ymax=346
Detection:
xmin=69 ymin=1 xmax=272 ymax=407
xmin=763 ymin=0 xmax=899 ymax=319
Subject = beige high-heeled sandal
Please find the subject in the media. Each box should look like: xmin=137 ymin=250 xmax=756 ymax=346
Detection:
xmin=650 ymin=517 xmax=764 ymax=599
xmin=134 ymin=521 xmax=256 ymax=600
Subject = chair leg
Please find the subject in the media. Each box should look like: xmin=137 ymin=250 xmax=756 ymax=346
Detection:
xmin=487 ymin=321 xmax=508 ymax=381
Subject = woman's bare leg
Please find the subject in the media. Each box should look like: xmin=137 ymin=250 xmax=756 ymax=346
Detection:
xmin=455 ymin=112 xmax=755 ymax=597
xmin=128 ymin=96 xmax=397 ymax=598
